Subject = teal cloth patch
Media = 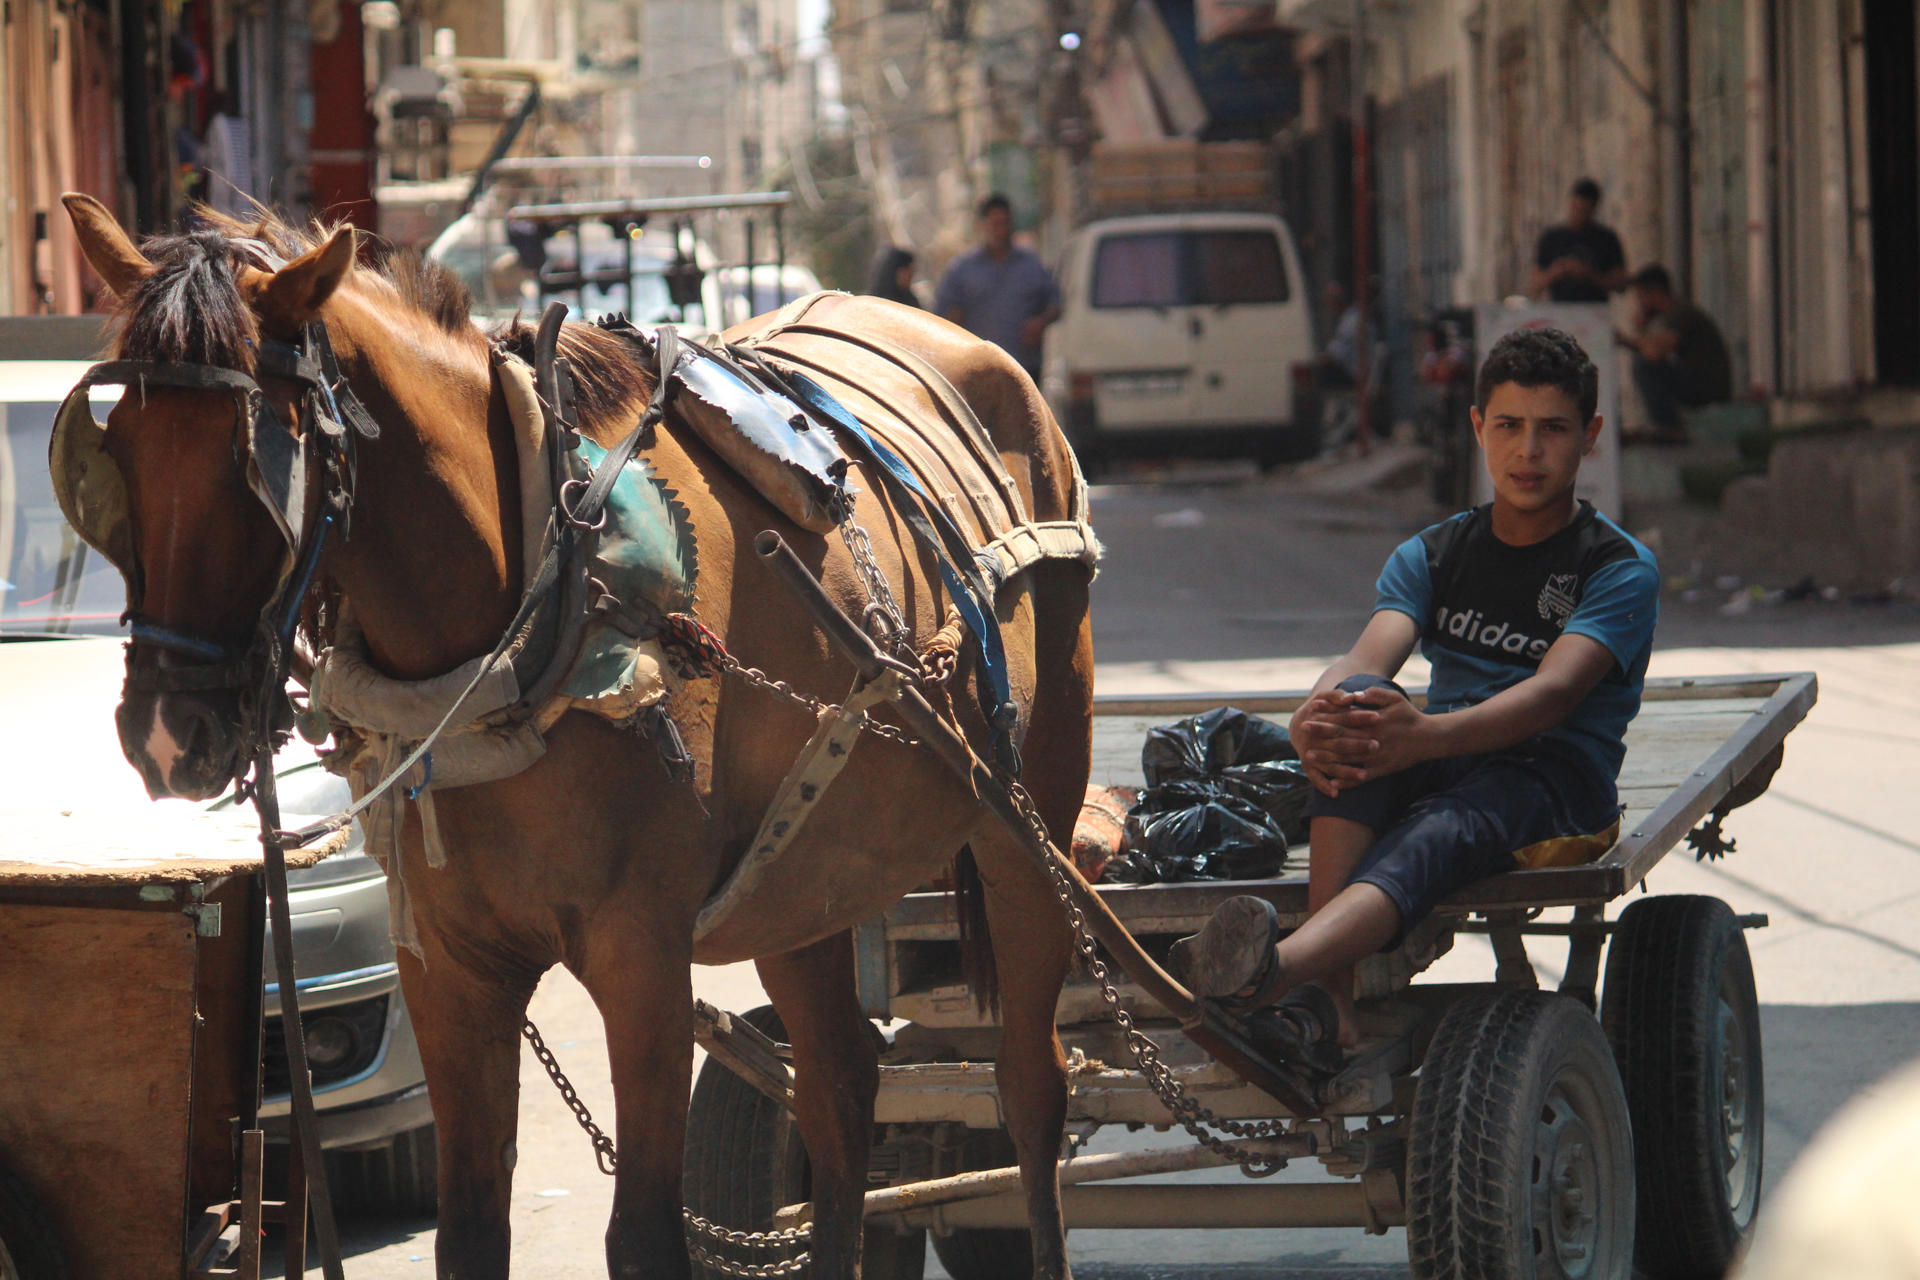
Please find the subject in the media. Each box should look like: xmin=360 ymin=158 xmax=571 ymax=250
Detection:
xmin=559 ymin=438 xmax=697 ymax=705
xmin=575 ymin=436 xmax=697 ymax=615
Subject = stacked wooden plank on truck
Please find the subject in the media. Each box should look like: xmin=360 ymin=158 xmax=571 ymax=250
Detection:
xmin=1087 ymin=141 xmax=1273 ymax=214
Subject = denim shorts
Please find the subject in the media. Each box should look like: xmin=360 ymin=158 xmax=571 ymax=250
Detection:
xmin=1302 ymin=675 xmax=1620 ymax=941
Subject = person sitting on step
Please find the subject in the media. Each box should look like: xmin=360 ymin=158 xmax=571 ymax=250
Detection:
xmin=1617 ymin=263 xmax=1733 ymax=445
xmin=1169 ymin=327 xmax=1660 ymax=1073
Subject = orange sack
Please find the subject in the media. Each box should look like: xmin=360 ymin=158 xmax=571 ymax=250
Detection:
xmin=1070 ymin=784 xmax=1139 ymax=883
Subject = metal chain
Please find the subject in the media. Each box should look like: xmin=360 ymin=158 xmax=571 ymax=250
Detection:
xmin=522 ymin=1019 xmax=618 ymax=1176
xmin=684 ymin=1212 xmax=813 ymax=1249
xmin=709 ymin=647 xmax=921 ymax=748
xmin=919 ymin=644 xmax=958 ymax=687
xmin=686 ymin=1243 xmax=812 ymax=1278
xmin=837 ymin=511 xmax=911 ymax=660
xmin=523 ymin=1020 xmax=817 ymax=1276
xmin=1003 ymin=780 xmax=1296 ymax=1178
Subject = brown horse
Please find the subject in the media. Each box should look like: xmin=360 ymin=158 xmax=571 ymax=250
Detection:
xmin=61 ymin=194 xmax=1095 ymax=1280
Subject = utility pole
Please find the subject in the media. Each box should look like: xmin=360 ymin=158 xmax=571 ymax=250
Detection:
xmin=1350 ymin=0 xmax=1373 ymax=454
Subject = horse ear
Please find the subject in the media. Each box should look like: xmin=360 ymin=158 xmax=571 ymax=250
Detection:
xmin=61 ymin=192 xmax=152 ymax=297
xmin=257 ymin=227 xmax=358 ymax=329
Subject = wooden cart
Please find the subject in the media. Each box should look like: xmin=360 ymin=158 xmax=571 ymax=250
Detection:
xmin=0 ymin=808 xmax=342 ymax=1280
xmin=684 ymin=671 xmax=1816 ymax=1280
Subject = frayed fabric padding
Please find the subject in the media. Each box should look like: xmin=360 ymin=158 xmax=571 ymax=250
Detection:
xmin=1511 ymin=816 xmax=1623 ymax=869
xmin=310 ymin=349 xmax=673 ymax=957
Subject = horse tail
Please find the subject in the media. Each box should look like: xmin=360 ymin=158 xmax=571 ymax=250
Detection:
xmin=953 ymin=844 xmax=1000 ymax=1017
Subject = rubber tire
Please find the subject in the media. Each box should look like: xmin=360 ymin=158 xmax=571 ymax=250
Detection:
xmin=325 ymin=1122 xmax=438 ymax=1218
xmin=928 ymin=1129 xmax=1033 ymax=1280
xmin=1407 ymin=990 xmax=1635 ymax=1280
xmin=1601 ymin=895 xmax=1763 ymax=1279
xmin=682 ymin=1006 xmax=926 ymax=1280
xmin=0 ymin=1162 xmax=66 ymax=1280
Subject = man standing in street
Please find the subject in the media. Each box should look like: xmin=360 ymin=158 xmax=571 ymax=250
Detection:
xmin=935 ymin=193 xmax=1061 ymax=380
xmin=1619 ymin=263 xmax=1733 ymax=444
xmin=1530 ymin=178 xmax=1629 ymax=303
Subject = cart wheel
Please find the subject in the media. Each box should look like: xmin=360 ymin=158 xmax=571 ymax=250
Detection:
xmin=1601 ymin=895 xmax=1763 ymax=1279
xmin=928 ymin=1128 xmax=1033 ymax=1280
xmin=683 ymin=1005 xmax=926 ymax=1280
xmin=326 ymin=1122 xmax=437 ymax=1218
xmin=1407 ymin=990 xmax=1635 ymax=1280
xmin=0 ymin=1161 xmax=66 ymax=1280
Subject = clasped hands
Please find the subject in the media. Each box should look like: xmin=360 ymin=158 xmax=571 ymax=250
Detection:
xmin=1290 ymin=684 xmax=1432 ymax=797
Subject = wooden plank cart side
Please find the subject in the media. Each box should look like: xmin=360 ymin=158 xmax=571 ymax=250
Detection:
xmin=0 ymin=826 xmax=342 ymax=1279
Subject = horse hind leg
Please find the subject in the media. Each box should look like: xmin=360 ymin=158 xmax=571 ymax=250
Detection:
xmin=755 ymin=932 xmax=880 ymax=1280
xmin=967 ymin=565 xmax=1095 ymax=1280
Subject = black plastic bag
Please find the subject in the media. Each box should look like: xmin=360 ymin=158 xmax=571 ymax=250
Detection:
xmin=1108 ymin=707 xmax=1313 ymax=884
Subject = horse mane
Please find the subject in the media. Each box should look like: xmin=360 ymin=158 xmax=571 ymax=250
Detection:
xmin=115 ymin=205 xmax=483 ymax=363
xmin=114 ymin=205 xmax=658 ymax=446
xmin=494 ymin=318 xmax=653 ymax=430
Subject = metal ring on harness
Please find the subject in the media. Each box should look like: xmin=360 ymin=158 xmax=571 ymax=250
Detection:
xmin=559 ymin=476 xmax=612 ymax=532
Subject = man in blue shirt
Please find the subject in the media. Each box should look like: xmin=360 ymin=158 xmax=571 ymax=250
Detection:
xmin=934 ymin=193 xmax=1061 ymax=379
xmin=1171 ymin=328 xmax=1659 ymax=1070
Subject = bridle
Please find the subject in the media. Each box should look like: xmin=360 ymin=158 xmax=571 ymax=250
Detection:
xmin=51 ymin=312 xmax=380 ymax=775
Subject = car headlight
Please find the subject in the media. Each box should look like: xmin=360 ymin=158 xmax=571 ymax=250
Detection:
xmin=304 ymin=1015 xmax=361 ymax=1071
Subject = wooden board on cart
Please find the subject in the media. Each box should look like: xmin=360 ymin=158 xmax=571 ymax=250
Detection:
xmin=0 ymin=814 xmax=338 ymax=1280
xmin=866 ymin=672 xmax=1816 ymax=1027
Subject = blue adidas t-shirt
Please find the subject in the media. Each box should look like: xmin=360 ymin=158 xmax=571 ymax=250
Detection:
xmin=1375 ymin=501 xmax=1659 ymax=782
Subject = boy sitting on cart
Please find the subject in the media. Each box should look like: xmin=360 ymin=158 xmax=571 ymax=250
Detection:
xmin=1170 ymin=327 xmax=1659 ymax=1072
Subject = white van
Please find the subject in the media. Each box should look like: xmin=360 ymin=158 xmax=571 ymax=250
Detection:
xmin=1041 ymin=211 xmax=1315 ymax=469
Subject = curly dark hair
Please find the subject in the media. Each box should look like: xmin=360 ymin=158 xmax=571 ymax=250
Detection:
xmin=1474 ymin=327 xmax=1599 ymax=422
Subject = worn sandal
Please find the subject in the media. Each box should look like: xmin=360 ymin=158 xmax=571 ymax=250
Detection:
xmin=1167 ymin=895 xmax=1281 ymax=1007
xmin=1244 ymin=984 xmax=1345 ymax=1076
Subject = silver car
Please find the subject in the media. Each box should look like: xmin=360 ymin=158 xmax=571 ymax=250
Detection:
xmin=0 ymin=316 xmax=434 ymax=1215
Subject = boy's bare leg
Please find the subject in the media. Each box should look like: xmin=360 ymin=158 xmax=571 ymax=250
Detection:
xmin=1271 ymin=882 xmax=1402 ymax=1045
xmin=1296 ymin=815 xmax=1391 ymax=1045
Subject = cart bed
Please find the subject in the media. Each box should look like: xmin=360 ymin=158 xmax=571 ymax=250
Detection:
xmin=885 ymin=672 xmax=1813 ymax=936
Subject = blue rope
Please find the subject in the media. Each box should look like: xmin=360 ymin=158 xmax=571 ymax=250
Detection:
xmin=405 ymin=751 xmax=434 ymax=802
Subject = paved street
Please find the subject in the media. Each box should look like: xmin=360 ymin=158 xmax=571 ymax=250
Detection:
xmin=294 ymin=466 xmax=1920 ymax=1277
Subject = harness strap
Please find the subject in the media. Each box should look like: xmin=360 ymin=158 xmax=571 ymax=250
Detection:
xmin=128 ymin=621 xmax=229 ymax=662
xmin=76 ymin=359 xmax=261 ymax=395
xmin=978 ymin=519 xmax=1102 ymax=581
xmin=307 ymin=324 xmax=382 ymax=440
xmin=691 ymin=669 xmax=906 ymax=943
xmin=752 ymin=331 xmax=1099 ymax=584
xmin=728 ymin=346 xmax=1017 ymax=744
xmin=281 ymin=309 xmax=688 ymax=849
xmin=764 ymin=322 xmax=1027 ymax=520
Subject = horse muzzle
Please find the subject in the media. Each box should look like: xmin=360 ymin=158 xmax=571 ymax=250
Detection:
xmin=115 ymin=688 xmax=244 ymax=801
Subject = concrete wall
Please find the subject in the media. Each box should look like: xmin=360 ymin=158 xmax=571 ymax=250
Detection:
xmin=1368 ymin=0 xmax=1482 ymax=305
xmin=1722 ymin=427 xmax=1920 ymax=587
xmin=834 ymin=0 xmax=1057 ymax=275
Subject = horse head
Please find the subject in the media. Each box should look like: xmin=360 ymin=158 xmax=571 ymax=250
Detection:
xmin=62 ymin=193 xmax=358 ymax=799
